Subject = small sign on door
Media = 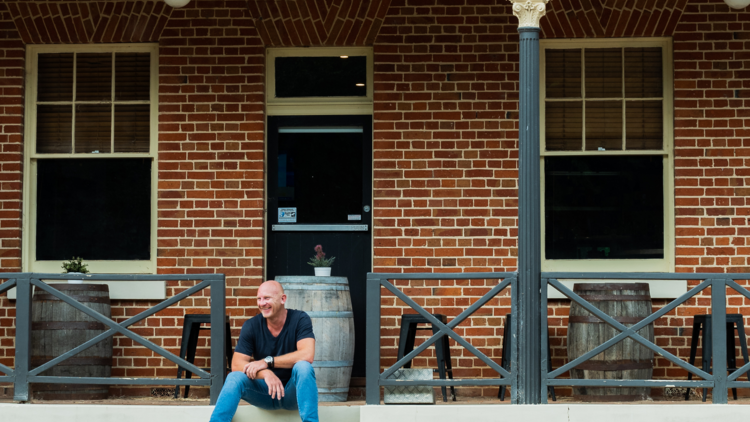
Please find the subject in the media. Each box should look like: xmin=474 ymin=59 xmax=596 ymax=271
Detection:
xmin=279 ymin=207 xmax=297 ymax=223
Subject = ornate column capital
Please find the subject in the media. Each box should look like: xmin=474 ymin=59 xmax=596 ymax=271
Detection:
xmin=508 ymin=0 xmax=550 ymax=28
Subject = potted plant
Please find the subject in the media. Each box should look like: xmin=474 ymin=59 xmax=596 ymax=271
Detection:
xmin=62 ymin=257 xmax=89 ymax=283
xmin=308 ymin=245 xmax=335 ymax=276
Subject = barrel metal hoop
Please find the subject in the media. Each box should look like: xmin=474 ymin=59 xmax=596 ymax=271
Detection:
xmin=576 ymin=360 xmax=653 ymax=371
xmin=277 ymin=276 xmax=349 ymax=285
xmin=312 ymin=360 xmax=354 ymax=368
xmin=33 ymin=294 xmax=111 ymax=303
xmin=317 ymin=387 xmax=350 ymax=393
xmin=568 ymin=316 xmax=644 ymax=324
xmin=577 ymin=294 xmax=651 ymax=301
xmin=283 ymin=285 xmax=350 ymax=291
xmin=32 ymin=322 xmax=108 ymax=330
xmin=573 ymin=283 xmax=651 ymax=291
xmin=306 ymin=311 xmax=354 ymax=318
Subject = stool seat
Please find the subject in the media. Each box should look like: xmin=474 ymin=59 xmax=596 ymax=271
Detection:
xmin=174 ymin=314 xmax=233 ymax=399
xmin=685 ymin=314 xmax=749 ymax=401
xmin=397 ymin=313 xmax=455 ymax=402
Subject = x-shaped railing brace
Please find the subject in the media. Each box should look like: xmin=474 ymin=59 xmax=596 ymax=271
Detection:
xmin=26 ymin=278 xmax=211 ymax=380
xmin=547 ymin=278 xmax=716 ymax=382
xmin=378 ymin=276 xmax=514 ymax=382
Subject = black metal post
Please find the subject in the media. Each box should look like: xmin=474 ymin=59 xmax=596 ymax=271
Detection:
xmin=711 ymin=279 xmax=728 ymax=403
xmin=515 ymin=26 xmax=542 ymax=405
xmin=365 ymin=275 xmax=382 ymax=404
xmin=13 ymin=274 xmax=31 ymax=402
xmin=210 ymin=275 xmax=226 ymax=405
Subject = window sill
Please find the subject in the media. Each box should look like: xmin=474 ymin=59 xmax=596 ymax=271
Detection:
xmin=547 ymin=279 xmax=687 ymax=300
xmin=6 ymin=280 xmax=166 ymax=300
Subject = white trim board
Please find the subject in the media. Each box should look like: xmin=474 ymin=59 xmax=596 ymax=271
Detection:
xmin=6 ymin=280 xmax=166 ymax=300
xmin=547 ymin=279 xmax=687 ymax=299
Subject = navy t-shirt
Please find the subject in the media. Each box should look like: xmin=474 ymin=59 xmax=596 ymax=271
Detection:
xmin=235 ymin=309 xmax=315 ymax=385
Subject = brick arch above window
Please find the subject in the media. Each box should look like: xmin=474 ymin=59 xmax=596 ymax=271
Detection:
xmin=5 ymin=1 xmax=172 ymax=44
xmin=247 ymin=0 xmax=391 ymax=47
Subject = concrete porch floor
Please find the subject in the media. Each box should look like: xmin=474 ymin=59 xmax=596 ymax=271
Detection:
xmin=2 ymin=395 xmax=750 ymax=422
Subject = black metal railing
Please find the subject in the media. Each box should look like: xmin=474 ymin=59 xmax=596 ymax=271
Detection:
xmin=543 ymin=272 xmax=750 ymax=404
xmin=366 ymin=271 xmax=750 ymax=405
xmin=0 ymin=273 xmax=226 ymax=404
xmin=365 ymin=272 xmax=517 ymax=405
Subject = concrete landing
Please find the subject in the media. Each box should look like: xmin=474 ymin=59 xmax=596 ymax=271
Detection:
xmin=1 ymin=401 xmax=747 ymax=422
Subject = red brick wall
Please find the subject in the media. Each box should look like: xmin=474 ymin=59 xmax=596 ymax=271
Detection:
xmin=1 ymin=0 xmax=750 ymax=400
xmin=371 ymin=0 xmax=750 ymax=398
xmin=112 ymin=0 xmax=266 ymax=395
xmin=0 ymin=1 xmax=24 ymax=374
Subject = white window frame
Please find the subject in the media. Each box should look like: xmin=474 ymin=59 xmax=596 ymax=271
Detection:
xmin=266 ymin=47 xmax=374 ymax=116
xmin=22 ymin=44 xmax=159 ymax=275
xmin=540 ymin=38 xmax=675 ymax=275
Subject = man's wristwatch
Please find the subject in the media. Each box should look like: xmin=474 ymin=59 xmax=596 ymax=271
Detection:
xmin=263 ymin=356 xmax=274 ymax=369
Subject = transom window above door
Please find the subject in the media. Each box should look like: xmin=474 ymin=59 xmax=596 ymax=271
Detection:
xmin=266 ymin=47 xmax=373 ymax=115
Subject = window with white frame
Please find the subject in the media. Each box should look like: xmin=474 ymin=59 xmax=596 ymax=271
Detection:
xmin=540 ymin=38 xmax=674 ymax=272
xmin=24 ymin=44 xmax=157 ymax=273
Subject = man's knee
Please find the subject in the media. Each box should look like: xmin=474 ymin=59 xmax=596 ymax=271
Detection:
xmin=292 ymin=361 xmax=315 ymax=379
xmin=223 ymin=371 xmax=247 ymax=390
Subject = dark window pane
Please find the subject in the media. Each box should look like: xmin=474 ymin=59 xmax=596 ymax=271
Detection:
xmin=75 ymin=104 xmax=111 ymax=153
xmin=585 ymin=48 xmax=622 ymax=98
xmin=37 ymin=105 xmax=72 ymax=153
xmin=625 ymin=47 xmax=662 ymax=98
xmin=546 ymin=101 xmax=582 ymax=151
xmin=585 ymin=101 xmax=622 ymax=151
xmin=38 ymin=53 xmax=73 ymax=102
xmin=275 ymin=56 xmax=367 ymax=98
xmin=114 ymin=104 xmax=149 ymax=152
xmin=36 ymin=158 xmax=151 ymax=260
xmin=276 ymin=130 xmax=363 ymax=223
xmin=545 ymin=156 xmax=663 ymax=260
xmin=76 ymin=53 xmax=112 ymax=101
xmin=115 ymin=52 xmax=150 ymax=101
xmin=546 ymin=49 xmax=581 ymax=98
xmin=626 ymin=100 xmax=663 ymax=150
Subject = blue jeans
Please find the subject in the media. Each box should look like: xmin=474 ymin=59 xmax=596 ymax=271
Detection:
xmin=209 ymin=361 xmax=318 ymax=422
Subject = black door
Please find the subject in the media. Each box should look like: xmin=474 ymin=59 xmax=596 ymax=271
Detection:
xmin=267 ymin=115 xmax=372 ymax=378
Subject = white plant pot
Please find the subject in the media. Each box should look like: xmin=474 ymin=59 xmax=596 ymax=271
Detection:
xmin=66 ymin=272 xmax=84 ymax=284
xmin=314 ymin=267 xmax=331 ymax=277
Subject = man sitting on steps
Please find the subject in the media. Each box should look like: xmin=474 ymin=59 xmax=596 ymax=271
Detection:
xmin=209 ymin=280 xmax=318 ymax=422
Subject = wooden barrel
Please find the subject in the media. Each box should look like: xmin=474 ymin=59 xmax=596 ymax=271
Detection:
xmin=567 ymin=283 xmax=654 ymax=402
xmin=276 ymin=276 xmax=355 ymax=402
xmin=31 ymin=283 xmax=112 ymax=400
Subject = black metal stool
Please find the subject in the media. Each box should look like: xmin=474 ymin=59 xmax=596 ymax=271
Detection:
xmin=685 ymin=314 xmax=750 ymax=401
xmin=397 ymin=313 xmax=456 ymax=402
xmin=498 ymin=314 xmax=556 ymax=401
xmin=174 ymin=314 xmax=233 ymax=398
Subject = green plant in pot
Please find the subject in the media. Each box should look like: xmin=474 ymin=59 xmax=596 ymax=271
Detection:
xmin=308 ymin=245 xmax=335 ymax=276
xmin=62 ymin=257 xmax=89 ymax=283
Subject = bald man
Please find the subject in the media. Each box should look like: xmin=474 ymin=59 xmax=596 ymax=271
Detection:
xmin=209 ymin=280 xmax=318 ymax=422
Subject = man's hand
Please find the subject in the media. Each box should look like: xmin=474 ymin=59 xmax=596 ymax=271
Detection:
xmin=243 ymin=360 xmax=268 ymax=379
xmin=262 ymin=370 xmax=285 ymax=400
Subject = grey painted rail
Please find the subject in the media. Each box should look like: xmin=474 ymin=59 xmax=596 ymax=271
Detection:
xmin=0 ymin=273 xmax=226 ymax=405
xmin=365 ymin=271 xmax=750 ymax=405
xmin=542 ymin=272 xmax=750 ymax=405
xmin=366 ymin=272 xmax=517 ymax=405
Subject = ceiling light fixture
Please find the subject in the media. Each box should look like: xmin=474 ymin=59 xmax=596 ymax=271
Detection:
xmin=340 ymin=55 xmax=349 ymax=59
xmin=725 ymin=0 xmax=750 ymax=9
xmin=164 ymin=0 xmax=191 ymax=8
xmin=356 ymin=83 xmax=365 ymax=87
